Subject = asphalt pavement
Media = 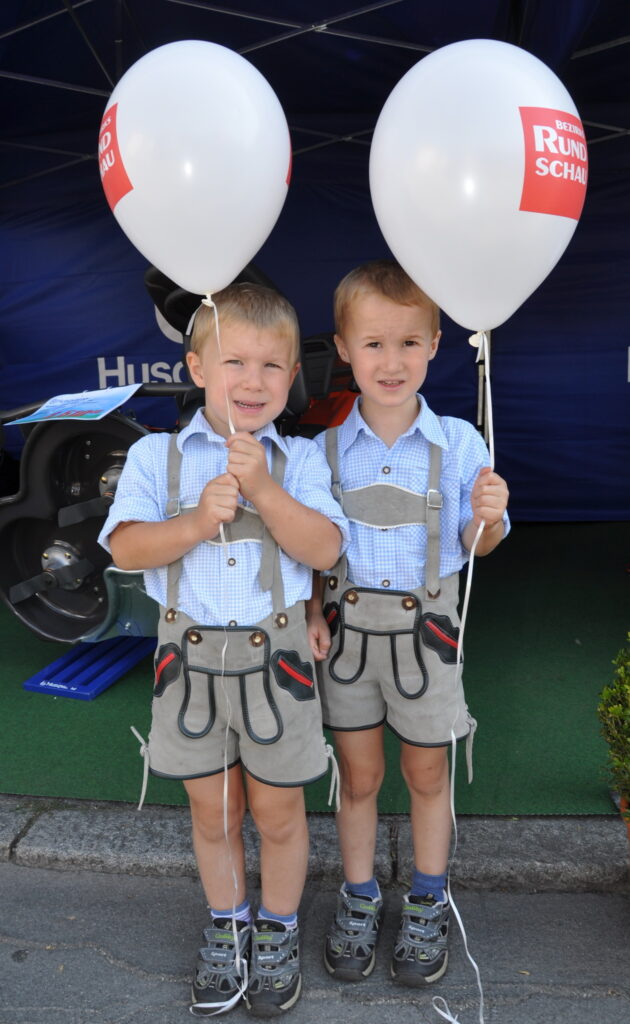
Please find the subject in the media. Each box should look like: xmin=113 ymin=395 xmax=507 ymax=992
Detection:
xmin=1 ymin=794 xmax=628 ymax=1024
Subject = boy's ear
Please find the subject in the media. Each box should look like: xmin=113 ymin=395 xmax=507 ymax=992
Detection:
xmin=186 ymin=349 xmax=204 ymax=387
xmin=289 ymin=362 xmax=300 ymax=385
xmin=334 ymin=333 xmax=351 ymax=364
xmin=429 ymin=330 xmax=441 ymax=360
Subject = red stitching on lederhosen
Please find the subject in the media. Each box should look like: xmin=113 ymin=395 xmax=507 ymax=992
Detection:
xmin=277 ymin=657 xmax=313 ymax=687
xmin=155 ymin=650 xmax=177 ymax=686
xmin=424 ymin=619 xmax=458 ymax=648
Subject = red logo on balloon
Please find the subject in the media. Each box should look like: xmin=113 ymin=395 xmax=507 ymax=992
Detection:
xmin=98 ymin=104 xmax=133 ymax=210
xmin=519 ymin=107 xmax=587 ymax=220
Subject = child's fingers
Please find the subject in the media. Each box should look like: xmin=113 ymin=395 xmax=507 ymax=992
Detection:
xmin=311 ymin=637 xmax=330 ymax=661
xmin=208 ymin=472 xmax=240 ymax=493
xmin=306 ymin=619 xmax=331 ymax=661
xmin=225 ymin=432 xmax=262 ymax=454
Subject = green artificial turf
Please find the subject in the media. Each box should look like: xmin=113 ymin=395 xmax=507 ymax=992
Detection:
xmin=1 ymin=523 xmax=627 ymax=815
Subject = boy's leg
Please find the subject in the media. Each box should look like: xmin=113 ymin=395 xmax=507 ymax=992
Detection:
xmin=244 ymin=774 xmax=307 ymax=1015
xmin=324 ymin=726 xmax=386 ymax=981
xmin=333 ymin=726 xmax=385 ymax=883
xmin=245 ymin=774 xmax=309 ymax=914
xmin=392 ymin=743 xmax=451 ymax=987
xmin=184 ymin=768 xmax=250 ymax=1015
xmin=400 ymin=742 xmax=451 ymax=876
xmin=185 ymin=767 xmax=248 ymax=909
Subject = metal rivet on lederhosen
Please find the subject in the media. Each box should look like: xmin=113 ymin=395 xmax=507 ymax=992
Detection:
xmin=328 ymin=576 xmax=338 ymax=590
xmin=165 ymin=608 xmax=177 ymax=623
xmin=274 ymin=612 xmax=288 ymax=628
xmin=402 ymin=595 xmax=417 ymax=610
xmin=227 ymin=557 xmax=236 ymax=566
xmin=345 ymin=590 xmax=359 ymax=604
xmin=382 ymin=580 xmax=391 ymax=588
xmin=249 ymin=631 xmax=265 ymax=647
xmin=187 ymin=629 xmax=202 ymax=644
xmin=228 ymin=620 xmax=237 ymax=627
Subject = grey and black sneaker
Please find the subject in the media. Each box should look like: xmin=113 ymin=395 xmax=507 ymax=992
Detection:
xmin=324 ymin=887 xmax=383 ymax=981
xmin=246 ymin=919 xmax=301 ymax=1017
xmin=391 ymin=892 xmax=450 ymax=986
xmin=190 ymin=917 xmax=251 ymax=1015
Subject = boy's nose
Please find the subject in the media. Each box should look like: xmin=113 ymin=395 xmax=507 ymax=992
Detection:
xmin=381 ymin=351 xmax=403 ymax=373
xmin=242 ymin=365 xmax=263 ymax=388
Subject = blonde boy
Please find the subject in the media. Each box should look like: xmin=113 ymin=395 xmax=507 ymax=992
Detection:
xmin=307 ymin=260 xmax=509 ymax=987
xmin=99 ymin=283 xmax=347 ymax=1017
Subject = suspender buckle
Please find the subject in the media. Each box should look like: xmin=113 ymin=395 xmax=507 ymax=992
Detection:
xmin=426 ymin=489 xmax=443 ymax=510
xmin=165 ymin=498 xmax=181 ymax=518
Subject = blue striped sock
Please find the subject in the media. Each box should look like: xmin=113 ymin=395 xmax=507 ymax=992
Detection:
xmin=210 ymin=899 xmax=252 ymax=923
xmin=411 ymin=869 xmax=447 ymax=903
xmin=344 ymin=877 xmax=381 ymax=900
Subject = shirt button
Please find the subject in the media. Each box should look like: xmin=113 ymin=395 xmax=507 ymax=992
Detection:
xmin=382 ymin=465 xmax=391 ymax=474
xmin=228 ymin=620 xmax=237 ymax=627
xmin=227 ymin=557 xmax=236 ymax=566
xmin=382 ymin=579 xmax=391 ymax=588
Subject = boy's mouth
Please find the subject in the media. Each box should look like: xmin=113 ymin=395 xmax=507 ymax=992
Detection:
xmin=378 ymin=379 xmax=404 ymax=389
xmin=233 ymin=400 xmax=265 ymax=411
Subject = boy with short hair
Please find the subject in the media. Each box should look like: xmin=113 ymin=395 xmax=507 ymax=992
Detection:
xmin=99 ymin=282 xmax=348 ymax=1017
xmin=306 ymin=259 xmax=509 ymax=988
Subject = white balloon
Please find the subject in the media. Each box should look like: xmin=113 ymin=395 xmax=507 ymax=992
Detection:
xmin=98 ymin=40 xmax=291 ymax=295
xmin=369 ymin=39 xmax=588 ymax=332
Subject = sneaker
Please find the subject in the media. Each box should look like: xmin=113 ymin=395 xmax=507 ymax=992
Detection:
xmin=190 ymin=918 xmax=251 ymax=1015
xmin=324 ymin=887 xmax=383 ymax=981
xmin=390 ymin=892 xmax=450 ymax=986
xmin=246 ymin=919 xmax=301 ymax=1017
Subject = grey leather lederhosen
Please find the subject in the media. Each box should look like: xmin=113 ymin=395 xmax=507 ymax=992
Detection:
xmin=145 ymin=434 xmax=329 ymax=786
xmin=319 ymin=427 xmax=476 ymax=754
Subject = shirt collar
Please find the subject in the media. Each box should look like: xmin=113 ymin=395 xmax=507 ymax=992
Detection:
xmin=338 ymin=394 xmax=448 ymax=453
xmin=176 ymin=406 xmax=289 ymax=455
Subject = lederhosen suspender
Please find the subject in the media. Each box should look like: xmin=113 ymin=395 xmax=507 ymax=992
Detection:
xmin=325 ymin=426 xmax=444 ymax=599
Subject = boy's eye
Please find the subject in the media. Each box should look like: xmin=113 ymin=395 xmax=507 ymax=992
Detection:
xmin=265 ymin=362 xmax=283 ymax=369
xmin=403 ymin=338 xmax=420 ymax=347
xmin=366 ymin=341 xmax=381 ymax=349
xmin=225 ymin=358 xmax=243 ymax=365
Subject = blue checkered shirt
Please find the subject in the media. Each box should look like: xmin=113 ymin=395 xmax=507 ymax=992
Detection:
xmin=98 ymin=408 xmax=349 ymax=625
xmin=314 ymin=396 xmax=509 ymax=589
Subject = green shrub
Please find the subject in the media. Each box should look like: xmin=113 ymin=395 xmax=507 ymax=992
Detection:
xmin=597 ymin=633 xmax=630 ymax=813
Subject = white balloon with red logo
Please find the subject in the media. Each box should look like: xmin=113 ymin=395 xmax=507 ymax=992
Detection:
xmin=369 ymin=39 xmax=588 ymax=332
xmin=98 ymin=40 xmax=291 ymax=296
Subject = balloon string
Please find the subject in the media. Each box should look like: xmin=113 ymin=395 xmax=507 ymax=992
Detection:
xmin=202 ymin=295 xmax=236 ymax=437
xmin=200 ymin=295 xmax=242 ymax=982
xmin=202 ymin=295 xmax=235 ymax=555
xmin=457 ymin=331 xmax=494 ymax=667
xmin=478 ymin=331 xmax=494 ymax=470
xmin=436 ymin=330 xmax=495 ymax=1024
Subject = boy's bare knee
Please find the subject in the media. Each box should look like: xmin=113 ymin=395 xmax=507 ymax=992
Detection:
xmin=401 ymin=754 xmax=449 ymax=799
xmin=194 ymin=814 xmax=243 ymax=846
xmin=340 ymin=764 xmax=384 ymax=802
xmin=248 ymin=785 xmax=305 ymax=844
xmin=189 ymin=790 xmax=246 ymax=843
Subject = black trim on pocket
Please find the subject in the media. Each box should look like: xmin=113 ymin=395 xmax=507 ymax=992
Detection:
xmin=420 ymin=613 xmax=460 ymax=664
xmin=154 ymin=643 xmax=182 ymax=697
xmin=323 ymin=601 xmax=340 ymax=638
xmin=391 ymin=631 xmax=428 ymax=699
xmin=271 ymin=649 xmax=316 ymax=702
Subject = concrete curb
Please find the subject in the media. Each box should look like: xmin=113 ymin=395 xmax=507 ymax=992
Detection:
xmin=1 ymin=794 xmax=628 ymax=892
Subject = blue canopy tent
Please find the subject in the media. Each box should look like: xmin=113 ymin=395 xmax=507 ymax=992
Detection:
xmin=0 ymin=0 xmax=628 ymax=521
